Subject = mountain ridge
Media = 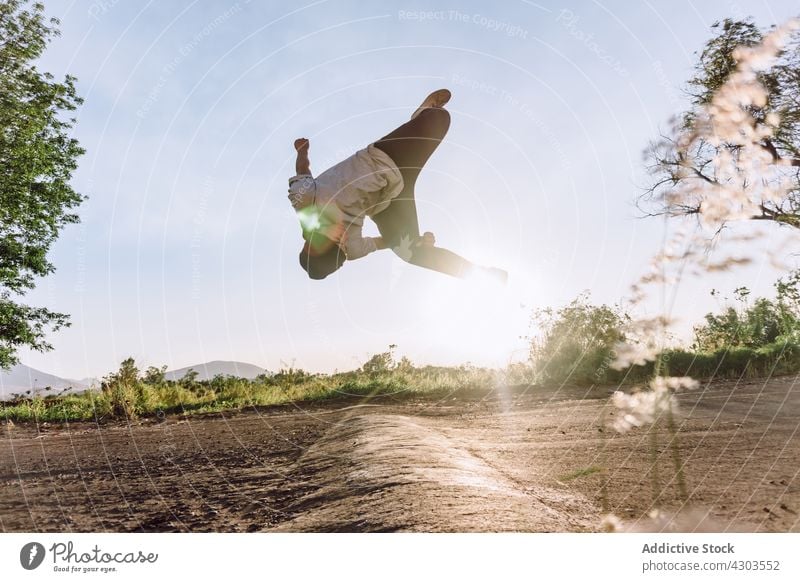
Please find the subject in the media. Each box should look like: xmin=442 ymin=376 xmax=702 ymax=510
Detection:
xmin=1 ymin=360 xmax=270 ymax=400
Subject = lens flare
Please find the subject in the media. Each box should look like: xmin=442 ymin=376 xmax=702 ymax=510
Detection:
xmin=297 ymin=206 xmax=323 ymax=232
xmin=415 ymin=264 xmax=531 ymax=367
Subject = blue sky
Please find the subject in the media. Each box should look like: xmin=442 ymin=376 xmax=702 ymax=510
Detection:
xmin=20 ymin=0 xmax=799 ymax=379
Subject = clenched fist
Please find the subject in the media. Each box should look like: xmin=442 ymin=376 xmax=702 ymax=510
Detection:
xmin=294 ymin=138 xmax=310 ymax=152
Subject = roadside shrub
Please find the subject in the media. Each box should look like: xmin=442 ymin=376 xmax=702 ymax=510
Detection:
xmin=694 ymin=283 xmax=800 ymax=352
xmin=99 ymin=357 xmax=155 ymax=418
xmin=529 ymin=293 xmax=629 ymax=385
xmin=216 ymin=378 xmax=254 ymax=404
xmin=530 ymin=284 xmax=800 ymax=386
xmin=657 ymin=341 xmax=800 ymax=380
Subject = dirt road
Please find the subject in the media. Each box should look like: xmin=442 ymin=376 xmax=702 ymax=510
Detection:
xmin=1 ymin=376 xmax=799 ymax=532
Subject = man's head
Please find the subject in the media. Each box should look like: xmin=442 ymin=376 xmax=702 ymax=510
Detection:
xmin=295 ymin=203 xmax=347 ymax=279
xmin=299 ymin=230 xmax=345 ymax=279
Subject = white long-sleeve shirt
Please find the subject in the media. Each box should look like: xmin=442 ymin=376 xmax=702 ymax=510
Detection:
xmin=288 ymin=144 xmax=404 ymax=259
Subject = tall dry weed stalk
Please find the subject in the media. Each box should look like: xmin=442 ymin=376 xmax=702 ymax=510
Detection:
xmin=604 ymin=20 xmax=800 ymax=530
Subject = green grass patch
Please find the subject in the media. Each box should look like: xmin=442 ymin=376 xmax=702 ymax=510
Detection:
xmin=0 ymin=365 xmax=498 ymax=424
xmin=558 ymin=466 xmax=605 ymax=482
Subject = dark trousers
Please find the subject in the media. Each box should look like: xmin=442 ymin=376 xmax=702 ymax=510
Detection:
xmin=373 ymin=108 xmax=472 ymax=278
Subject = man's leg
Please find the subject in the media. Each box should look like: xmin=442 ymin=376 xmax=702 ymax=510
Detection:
xmin=406 ymin=245 xmax=474 ymax=278
xmin=372 ymin=107 xmax=450 ymax=247
xmin=374 ymin=106 xmax=451 ymax=182
xmin=372 ymin=108 xmax=475 ymax=278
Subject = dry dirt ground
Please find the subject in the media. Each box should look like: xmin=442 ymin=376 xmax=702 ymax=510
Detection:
xmin=1 ymin=376 xmax=799 ymax=532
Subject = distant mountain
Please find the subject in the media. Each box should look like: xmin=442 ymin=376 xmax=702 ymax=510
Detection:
xmin=0 ymin=360 xmax=269 ymax=400
xmin=78 ymin=377 xmax=101 ymax=387
xmin=0 ymin=364 xmax=88 ymax=400
xmin=164 ymin=360 xmax=269 ymax=381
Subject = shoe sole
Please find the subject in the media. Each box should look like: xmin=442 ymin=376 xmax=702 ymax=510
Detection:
xmin=410 ymin=88 xmax=451 ymax=120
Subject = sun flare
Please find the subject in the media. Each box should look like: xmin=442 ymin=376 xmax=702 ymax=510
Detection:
xmin=414 ymin=266 xmax=534 ymax=367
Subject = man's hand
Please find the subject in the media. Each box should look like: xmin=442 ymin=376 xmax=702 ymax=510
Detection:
xmin=420 ymin=231 xmax=436 ymax=247
xmin=294 ymin=138 xmax=310 ymax=152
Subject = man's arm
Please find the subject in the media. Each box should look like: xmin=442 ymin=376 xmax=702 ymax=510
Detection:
xmin=341 ymin=228 xmax=389 ymax=260
xmin=288 ymin=138 xmax=314 ymax=210
xmin=294 ymin=138 xmax=311 ymax=175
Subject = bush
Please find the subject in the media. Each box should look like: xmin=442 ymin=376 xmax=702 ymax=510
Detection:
xmin=694 ymin=283 xmax=800 ymax=352
xmin=657 ymin=341 xmax=800 ymax=380
xmin=529 ymin=293 xmax=629 ymax=385
xmin=527 ymin=286 xmax=800 ymax=387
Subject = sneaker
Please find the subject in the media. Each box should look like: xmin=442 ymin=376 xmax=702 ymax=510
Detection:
xmin=410 ymin=88 xmax=451 ymax=120
xmin=484 ymin=266 xmax=509 ymax=286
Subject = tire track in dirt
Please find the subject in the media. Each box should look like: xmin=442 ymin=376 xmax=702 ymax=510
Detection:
xmin=270 ymin=414 xmax=599 ymax=532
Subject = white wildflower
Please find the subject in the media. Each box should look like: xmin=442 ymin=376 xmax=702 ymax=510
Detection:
xmin=671 ymin=20 xmax=799 ymax=232
xmin=610 ymin=340 xmax=658 ymax=370
xmin=611 ymin=387 xmax=675 ymax=433
xmin=600 ymin=513 xmax=624 ymax=532
xmin=611 ymin=316 xmax=673 ymax=369
xmin=650 ymin=376 xmax=699 ymax=391
xmin=618 ymin=20 xmax=800 ymax=377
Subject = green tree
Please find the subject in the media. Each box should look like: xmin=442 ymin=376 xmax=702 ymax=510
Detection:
xmin=361 ymin=344 xmax=397 ymax=376
xmin=101 ymin=357 xmax=140 ymax=389
xmin=640 ymin=18 xmax=800 ymax=224
xmin=0 ymin=1 xmax=85 ymax=369
xmin=143 ymin=364 xmax=167 ymax=385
